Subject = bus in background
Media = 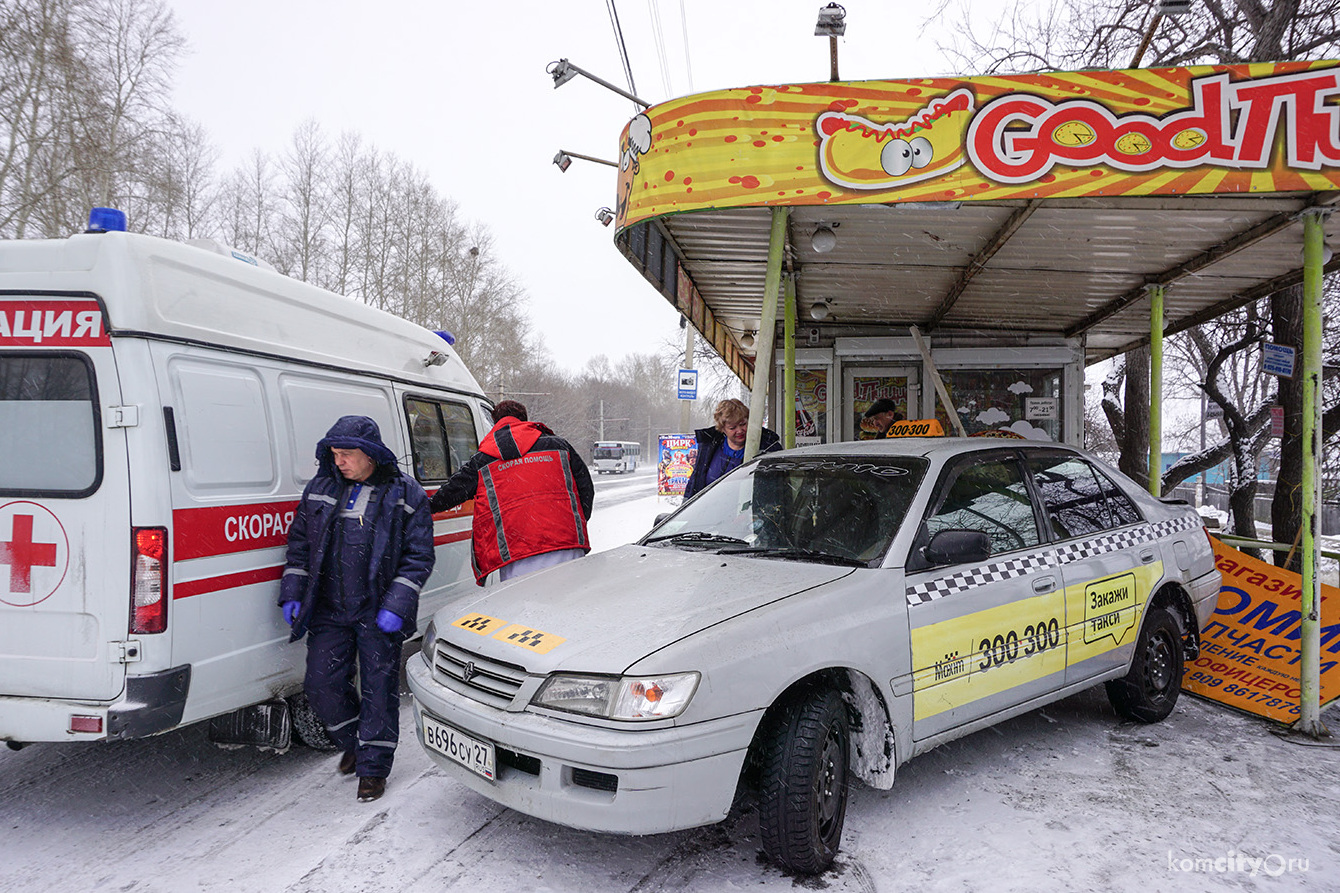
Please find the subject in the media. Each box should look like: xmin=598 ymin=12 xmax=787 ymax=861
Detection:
xmin=593 ymin=440 xmax=642 ymax=474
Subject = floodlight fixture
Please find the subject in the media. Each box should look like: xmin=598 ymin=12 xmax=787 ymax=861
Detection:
xmin=546 ymin=58 xmax=651 ymax=109
xmin=814 ymin=3 xmax=847 ymax=36
xmin=811 ymin=224 xmax=838 ymax=253
xmin=553 ymin=149 xmax=618 ymax=172
xmin=810 ymin=301 xmax=831 ymax=321
xmin=595 ymin=207 xmax=615 ymax=227
xmin=740 ymin=331 xmax=756 ymax=350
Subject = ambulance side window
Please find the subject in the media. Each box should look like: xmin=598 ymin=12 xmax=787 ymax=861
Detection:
xmin=406 ymin=398 xmax=479 ymax=483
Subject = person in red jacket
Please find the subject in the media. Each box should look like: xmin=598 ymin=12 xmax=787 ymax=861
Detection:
xmin=429 ymin=400 xmax=595 ymax=583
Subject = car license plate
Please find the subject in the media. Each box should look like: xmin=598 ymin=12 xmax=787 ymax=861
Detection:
xmin=421 ymin=713 xmax=496 ymax=781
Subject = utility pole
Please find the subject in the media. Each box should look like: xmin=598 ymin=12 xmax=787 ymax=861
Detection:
xmin=679 ymin=320 xmax=695 ymax=433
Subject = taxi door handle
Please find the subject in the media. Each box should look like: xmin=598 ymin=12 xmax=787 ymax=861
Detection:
xmin=1139 ymin=548 xmax=1156 ymax=564
xmin=1032 ymin=576 xmax=1057 ymax=593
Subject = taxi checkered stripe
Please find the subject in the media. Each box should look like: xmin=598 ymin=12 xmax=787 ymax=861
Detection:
xmin=905 ymin=514 xmax=1199 ymax=606
xmin=906 ymin=551 xmax=1054 ymax=605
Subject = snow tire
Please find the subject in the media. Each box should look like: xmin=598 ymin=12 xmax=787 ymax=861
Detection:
xmin=756 ymin=686 xmax=850 ymax=875
xmin=288 ymin=692 xmax=339 ymax=751
xmin=1106 ymin=606 xmax=1183 ymax=723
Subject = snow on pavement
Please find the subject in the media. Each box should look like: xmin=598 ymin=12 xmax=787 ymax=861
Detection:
xmin=2 ymin=469 xmax=1338 ymax=892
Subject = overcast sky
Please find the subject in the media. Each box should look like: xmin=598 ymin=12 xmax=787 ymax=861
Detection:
xmin=168 ymin=1 xmax=976 ymax=373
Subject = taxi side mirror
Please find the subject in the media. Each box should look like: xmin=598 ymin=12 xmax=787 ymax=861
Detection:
xmin=925 ymin=529 xmax=991 ymax=566
xmin=654 ymin=512 xmax=671 ymax=526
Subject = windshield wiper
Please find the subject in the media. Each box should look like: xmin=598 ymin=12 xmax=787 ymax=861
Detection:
xmin=716 ymin=546 xmax=867 ymax=567
xmin=644 ymin=531 xmax=750 ymax=547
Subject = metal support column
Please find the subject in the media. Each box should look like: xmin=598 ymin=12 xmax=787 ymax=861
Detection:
xmin=745 ymin=207 xmax=788 ymax=461
xmin=783 ymin=273 xmax=797 ymax=449
xmin=1148 ymin=284 xmax=1164 ymax=497
xmin=679 ymin=322 xmax=695 ymax=434
xmin=1296 ymin=208 xmax=1329 ymax=737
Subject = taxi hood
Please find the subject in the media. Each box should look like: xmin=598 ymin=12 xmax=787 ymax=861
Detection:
xmin=440 ymin=544 xmax=854 ymax=675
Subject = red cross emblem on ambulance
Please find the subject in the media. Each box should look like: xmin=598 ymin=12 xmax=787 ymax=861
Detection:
xmin=0 ymin=502 xmax=70 ymax=607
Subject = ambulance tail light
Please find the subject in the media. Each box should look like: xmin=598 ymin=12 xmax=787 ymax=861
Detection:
xmin=131 ymin=527 xmax=168 ymax=634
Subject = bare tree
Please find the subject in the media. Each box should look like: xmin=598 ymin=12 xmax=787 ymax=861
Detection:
xmin=273 ymin=119 xmax=329 ymax=281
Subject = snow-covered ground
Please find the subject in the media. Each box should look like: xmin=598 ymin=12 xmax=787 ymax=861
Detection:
xmin=3 ymin=469 xmax=1338 ymax=892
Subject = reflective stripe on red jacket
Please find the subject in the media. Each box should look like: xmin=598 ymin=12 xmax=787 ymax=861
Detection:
xmin=471 ymin=446 xmax=590 ymax=582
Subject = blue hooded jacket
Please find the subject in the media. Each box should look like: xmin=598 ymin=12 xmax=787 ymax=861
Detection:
xmin=279 ymin=416 xmax=436 ymax=641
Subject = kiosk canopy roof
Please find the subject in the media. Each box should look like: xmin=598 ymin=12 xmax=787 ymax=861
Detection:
xmin=613 ymin=61 xmax=1340 ymax=380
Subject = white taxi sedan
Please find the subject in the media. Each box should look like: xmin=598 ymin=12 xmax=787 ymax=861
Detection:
xmin=407 ymin=437 xmax=1220 ymax=874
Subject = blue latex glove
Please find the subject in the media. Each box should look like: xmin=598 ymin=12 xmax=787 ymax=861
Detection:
xmin=282 ymin=601 xmax=301 ymax=626
xmin=376 ymin=608 xmax=403 ymax=634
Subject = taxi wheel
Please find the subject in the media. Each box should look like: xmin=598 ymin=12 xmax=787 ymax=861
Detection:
xmin=288 ymin=692 xmax=339 ymax=751
xmin=1105 ymin=607 xmax=1183 ymax=723
xmin=757 ymin=687 xmax=850 ymax=875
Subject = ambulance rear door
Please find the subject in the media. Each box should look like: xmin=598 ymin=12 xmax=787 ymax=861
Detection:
xmin=0 ymin=295 xmax=131 ymax=704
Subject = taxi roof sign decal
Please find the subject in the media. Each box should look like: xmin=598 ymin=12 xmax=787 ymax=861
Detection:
xmin=886 ymin=419 xmax=946 ymax=438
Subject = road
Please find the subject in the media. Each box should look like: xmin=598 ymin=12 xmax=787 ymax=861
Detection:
xmin=2 ymin=466 xmax=1337 ymax=891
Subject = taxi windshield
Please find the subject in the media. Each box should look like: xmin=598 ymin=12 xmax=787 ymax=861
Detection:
xmin=645 ymin=456 xmax=927 ymax=565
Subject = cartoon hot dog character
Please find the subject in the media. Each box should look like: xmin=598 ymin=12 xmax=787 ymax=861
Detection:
xmin=817 ymin=88 xmax=975 ymax=190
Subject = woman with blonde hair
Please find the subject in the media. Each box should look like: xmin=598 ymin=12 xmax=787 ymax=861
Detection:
xmin=683 ymin=398 xmax=781 ymax=499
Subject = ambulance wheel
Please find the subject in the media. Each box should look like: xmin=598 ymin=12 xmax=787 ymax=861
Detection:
xmin=757 ymin=687 xmax=849 ymax=875
xmin=1106 ymin=606 xmax=1183 ymax=723
xmin=288 ymin=692 xmax=339 ymax=751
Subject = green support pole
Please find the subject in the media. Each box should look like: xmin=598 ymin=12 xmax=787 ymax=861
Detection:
xmin=745 ymin=206 xmax=788 ymax=462
xmin=783 ymin=273 xmax=797 ymax=450
xmin=1148 ymin=284 xmax=1164 ymax=497
xmin=1296 ymin=209 xmax=1329 ymax=737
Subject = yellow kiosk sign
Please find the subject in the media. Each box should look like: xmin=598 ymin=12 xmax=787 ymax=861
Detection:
xmin=616 ymin=61 xmax=1340 ymax=229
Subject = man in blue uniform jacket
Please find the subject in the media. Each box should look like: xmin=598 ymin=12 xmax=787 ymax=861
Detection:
xmin=280 ymin=416 xmax=436 ymax=802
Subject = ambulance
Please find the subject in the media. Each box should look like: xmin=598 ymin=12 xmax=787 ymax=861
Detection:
xmin=0 ymin=209 xmax=492 ymax=748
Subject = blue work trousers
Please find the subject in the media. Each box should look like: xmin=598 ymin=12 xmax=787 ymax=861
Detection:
xmin=304 ymin=614 xmax=404 ymax=779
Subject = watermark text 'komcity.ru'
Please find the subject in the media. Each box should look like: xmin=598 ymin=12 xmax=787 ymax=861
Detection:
xmin=1168 ymin=850 xmax=1309 ymax=877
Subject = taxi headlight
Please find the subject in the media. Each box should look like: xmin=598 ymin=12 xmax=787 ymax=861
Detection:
xmin=532 ymin=672 xmax=700 ymax=720
xmin=420 ymin=619 xmax=437 ymax=667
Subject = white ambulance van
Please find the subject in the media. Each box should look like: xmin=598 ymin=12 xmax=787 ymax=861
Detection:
xmin=0 ymin=211 xmax=492 ymax=748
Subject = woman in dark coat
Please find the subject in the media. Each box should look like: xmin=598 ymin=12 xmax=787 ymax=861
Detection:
xmin=683 ymin=398 xmax=781 ymax=499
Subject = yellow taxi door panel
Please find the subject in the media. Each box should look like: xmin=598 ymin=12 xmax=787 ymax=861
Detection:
xmin=1026 ymin=451 xmax=1165 ymax=685
xmin=904 ymin=451 xmax=1057 ymax=741
xmin=907 ymin=558 xmax=1065 ymax=740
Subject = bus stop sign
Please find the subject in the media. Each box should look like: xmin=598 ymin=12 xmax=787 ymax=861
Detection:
xmin=677 ymin=369 xmax=698 ymax=400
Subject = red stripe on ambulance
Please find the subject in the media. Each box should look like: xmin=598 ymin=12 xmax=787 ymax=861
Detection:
xmin=173 ymin=501 xmax=298 ymax=560
xmin=174 ymin=564 xmax=284 ymax=599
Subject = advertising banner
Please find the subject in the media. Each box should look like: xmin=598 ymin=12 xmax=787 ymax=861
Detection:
xmin=657 ymin=434 xmax=697 ymax=497
xmin=795 ymin=368 xmax=827 ymax=445
xmin=1182 ymin=540 xmax=1340 ymax=723
xmin=616 ymin=61 xmax=1340 ymax=229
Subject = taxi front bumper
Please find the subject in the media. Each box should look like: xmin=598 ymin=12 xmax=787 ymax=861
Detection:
xmin=406 ymin=656 xmax=759 ymax=835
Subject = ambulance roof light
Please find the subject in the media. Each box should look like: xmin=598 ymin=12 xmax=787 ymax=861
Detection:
xmin=87 ymin=207 xmax=127 ymax=233
xmin=434 ymin=330 xmax=456 ymax=346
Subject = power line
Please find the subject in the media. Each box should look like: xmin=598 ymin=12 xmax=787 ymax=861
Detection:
xmin=605 ymin=0 xmax=639 ymax=100
xmin=648 ymin=0 xmax=674 ymax=98
xmin=678 ymin=0 xmax=694 ymax=93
